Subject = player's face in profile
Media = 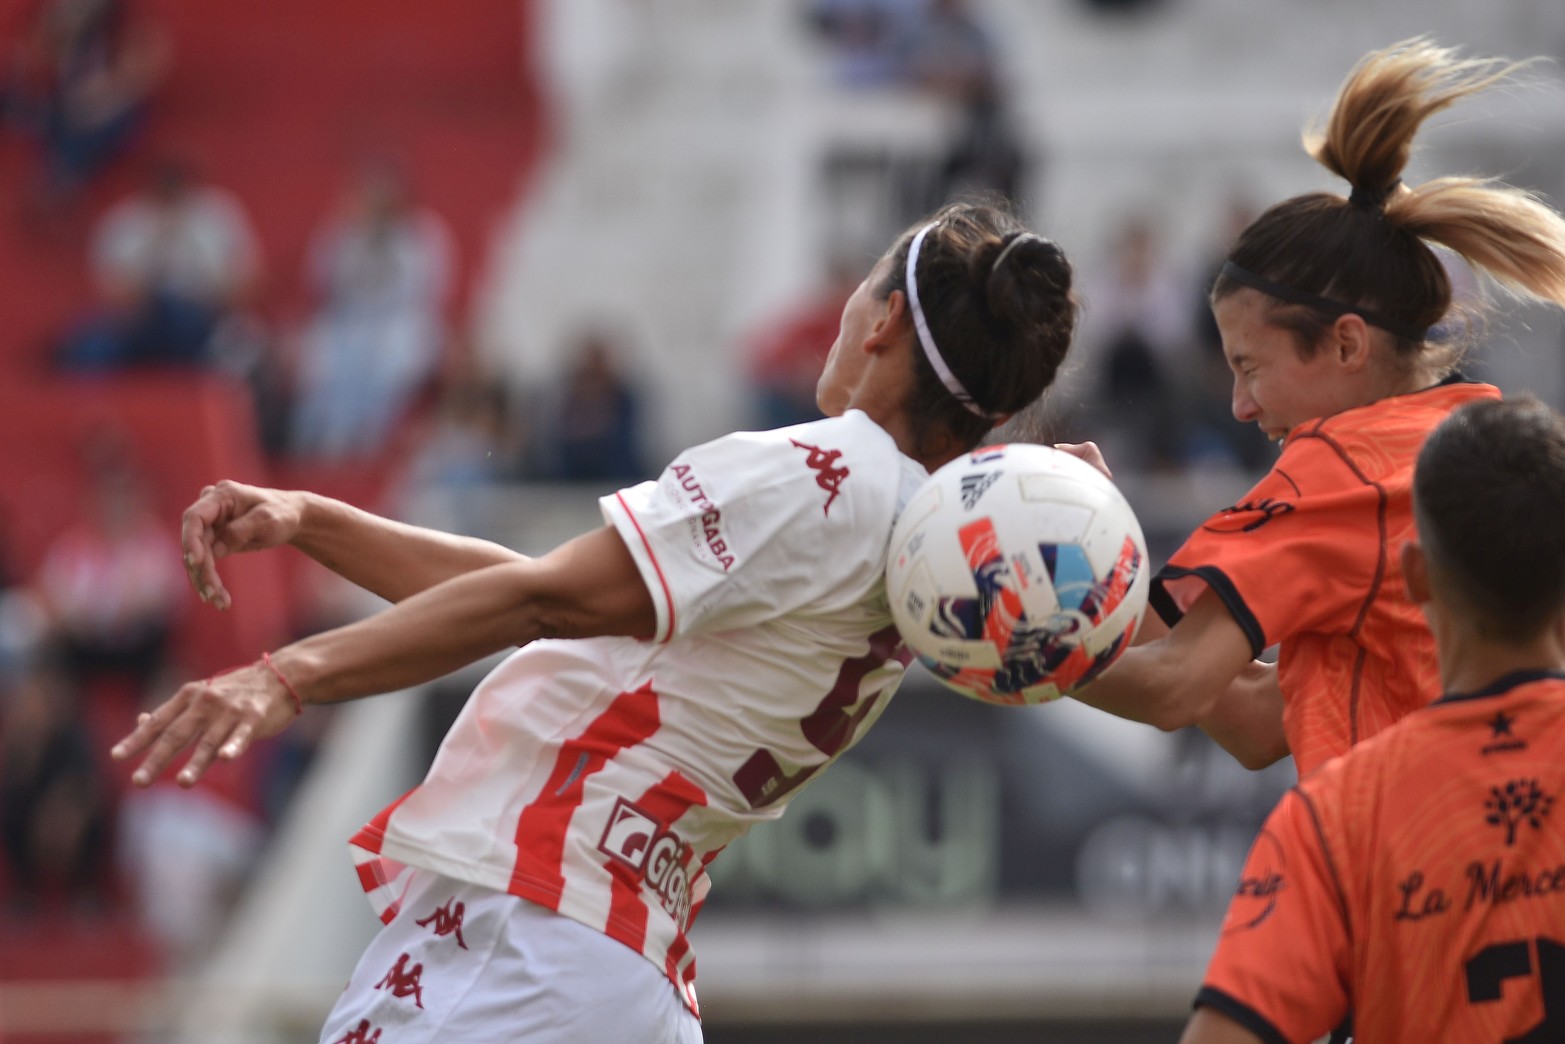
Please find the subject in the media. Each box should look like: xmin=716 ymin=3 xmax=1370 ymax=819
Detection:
xmin=1215 ymin=289 xmax=1350 ymax=441
xmin=817 ymin=256 xmax=892 ymax=416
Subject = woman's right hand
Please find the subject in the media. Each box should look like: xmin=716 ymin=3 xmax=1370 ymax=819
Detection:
xmin=1054 ymin=441 xmax=1113 ymax=480
xmin=181 ymin=481 xmax=306 ymax=610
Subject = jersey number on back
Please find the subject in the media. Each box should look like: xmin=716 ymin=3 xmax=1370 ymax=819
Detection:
xmin=731 ymin=627 xmax=904 ymax=809
xmin=1466 ymin=936 xmax=1565 ymax=1042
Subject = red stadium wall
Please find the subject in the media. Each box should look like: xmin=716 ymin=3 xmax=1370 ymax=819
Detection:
xmin=0 ymin=0 xmax=548 ymax=633
xmin=0 ymin=6 xmax=548 ymax=1032
xmin=0 ymin=375 xmax=286 ymax=675
xmin=0 ymin=0 xmax=548 ymax=377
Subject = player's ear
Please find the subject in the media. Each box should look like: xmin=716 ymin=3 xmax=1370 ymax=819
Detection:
xmin=1331 ymin=313 xmax=1373 ymax=372
xmin=1401 ymin=540 xmax=1431 ymax=604
xmin=867 ymin=290 xmax=911 ymax=355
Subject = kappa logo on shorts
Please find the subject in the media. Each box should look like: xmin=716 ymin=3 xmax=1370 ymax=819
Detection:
xmin=597 ymin=797 xmax=698 ymax=928
xmin=374 ymin=952 xmax=426 ymax=1009
xmin=331 ymin=1019 xmax=382 ymax=1044
xmin=791 ymin=439 xmax=849 ymax=515
xmin=415 ymin=897 xmax=468 ymax=949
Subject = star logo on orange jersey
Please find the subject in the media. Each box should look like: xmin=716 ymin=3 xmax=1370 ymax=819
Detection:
xmin=1482 ymin=711 xmax=1526 ymax=755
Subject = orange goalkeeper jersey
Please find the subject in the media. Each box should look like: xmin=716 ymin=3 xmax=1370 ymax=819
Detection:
xmin=1198 ymin=672 xmax=1565 ymax=1043
xmin=1154 ymin=378 xmax=1500 ymax=776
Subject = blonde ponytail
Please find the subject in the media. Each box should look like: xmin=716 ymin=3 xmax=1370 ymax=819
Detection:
xmin=1214 ymin=37 xmax=1565 ymax=359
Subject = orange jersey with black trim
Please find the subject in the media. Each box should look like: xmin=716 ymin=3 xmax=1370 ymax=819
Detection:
xmin=1198 ymin=672 xmax=1565 ymax=1043
xmin=1155 ymin=379 xmax=1501 ymax=776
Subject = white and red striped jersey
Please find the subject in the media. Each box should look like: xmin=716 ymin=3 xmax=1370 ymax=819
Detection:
xmin=349 ymin=410 xmax=927 ymax=1016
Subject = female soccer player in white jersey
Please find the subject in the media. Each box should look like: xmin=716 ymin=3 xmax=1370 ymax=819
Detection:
xmin=112 ymin=200 xmax=1079 ymax=1042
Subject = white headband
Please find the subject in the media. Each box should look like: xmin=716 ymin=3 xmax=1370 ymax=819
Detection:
xmin=905 ymin=222 xmax=994 ymax=419
xmin=992 ymin=231 xmax=1036 ymax=272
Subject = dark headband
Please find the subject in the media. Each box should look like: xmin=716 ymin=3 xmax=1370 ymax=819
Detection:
xmin=1219 ymin=261 xmax=1428 ymax=343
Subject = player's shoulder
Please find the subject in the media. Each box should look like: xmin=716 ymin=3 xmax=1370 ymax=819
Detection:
xmin=768 ymin=410 xmax=901 ymax=460
xmin=1295 ymin=702 xmax=1440 ymax=827
xmin=671 ymin=411 xmax=911 ymax=521
xmin=1302 ymin=379 xmax=1500 ymax=449
xmin=727 ymin=412 xmax=907 ymax=489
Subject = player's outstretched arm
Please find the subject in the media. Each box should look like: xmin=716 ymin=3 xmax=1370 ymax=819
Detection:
xmin=182 ymin=480 xmax=526 ymax=610
xmin=1070 ymin=589 xmax=1255 ymax=735
xmin=116 ymin=524 xmax=655 ymax=787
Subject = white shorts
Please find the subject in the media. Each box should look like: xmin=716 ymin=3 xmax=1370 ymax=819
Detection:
xmin=319 ymin=869 xmax=703 ymax=1044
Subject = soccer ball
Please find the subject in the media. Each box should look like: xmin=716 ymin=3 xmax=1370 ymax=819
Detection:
xmin=887 ymin=443 xmax=1149 ymax=706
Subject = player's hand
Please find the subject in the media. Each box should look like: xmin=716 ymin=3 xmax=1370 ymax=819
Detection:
xmin=1054 ymin=441 xmax=1112 ymax=480
xmin=110 ymin=662 xmax=298 ymax=788
xmin=182 ymin=481 xmax=305 ymax=610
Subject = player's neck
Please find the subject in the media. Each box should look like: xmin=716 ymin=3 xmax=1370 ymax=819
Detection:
xmin=1435 ymin=622 xmax=1565 ymax=697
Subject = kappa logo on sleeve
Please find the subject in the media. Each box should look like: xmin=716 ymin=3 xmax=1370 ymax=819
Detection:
xmin=1202 ymin=497 xmax=1295 ymax=534
xmin=790 ymin=439 xmax=849 ymax=515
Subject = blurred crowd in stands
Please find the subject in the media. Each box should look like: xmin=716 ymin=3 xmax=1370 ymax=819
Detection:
xmin=0 ymin=0 xmax=1266 ymax=987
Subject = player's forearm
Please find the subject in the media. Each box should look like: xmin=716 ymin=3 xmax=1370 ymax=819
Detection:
xmin=1198 ymin=661 xmax=1289 ymax=770
xmin=292 ymin=493 xmax=526 ymax=603
xmin=1070 ymin=640 xmax=1214 ymax=730
xmin=266 ymin=559 xmax=551 ymax=705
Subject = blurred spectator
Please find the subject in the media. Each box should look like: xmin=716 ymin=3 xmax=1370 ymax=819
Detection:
xmin=1082 ymin=215 xmax=1196 ymax=471
xmin=807 ymin=0 xmax=923 ymax=89
xmin=58 ymin=156 xmax=263 ymax=371
xmin=549 ymin=330 xmax=647 ymax=482
xmin=898 ymin=0 xmax=1026 ymax=208
xmin=0 ymin=511 xmax=46 ymax=681
xmin=31 ymin=434 xmax=184 ymax=699
xmin=403 ymin=353 xmax=523 ymax=491
xmin=0 ymin=658 xmax=109 ymax=916
xmin=811 ymin=0 xmax=1027 ymax=219
xmin=742 ymin=260 xmax=857 ymax=430
xmin=116 ymin=753 xmax=264 ymax=967
xmin=1 ymin=0 xmax=168 ymax=207
xmin=290 ymin=157 xmax=454 ymax=462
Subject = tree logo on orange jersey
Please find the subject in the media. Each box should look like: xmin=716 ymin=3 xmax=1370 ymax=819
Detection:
xmin=1485 ymin=779 xmax=1554 ymax=846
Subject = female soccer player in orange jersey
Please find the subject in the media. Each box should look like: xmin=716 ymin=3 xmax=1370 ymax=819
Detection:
xmin=1183 ymin=397 xmax=1565 ymax=1043
xmin=1069 ymin=38 xmax=1565 ymax=778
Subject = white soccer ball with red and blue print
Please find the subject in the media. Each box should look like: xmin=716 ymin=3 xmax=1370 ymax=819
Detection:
xmin=886 ymin=443 xmax=1150 ymax=706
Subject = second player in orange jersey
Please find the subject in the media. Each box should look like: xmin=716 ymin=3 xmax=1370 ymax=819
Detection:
xmin=1182 ymin=397 xmax=1565 ymax=1043
xmin=1068 ymin=39 xmax=1565 ymax=777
